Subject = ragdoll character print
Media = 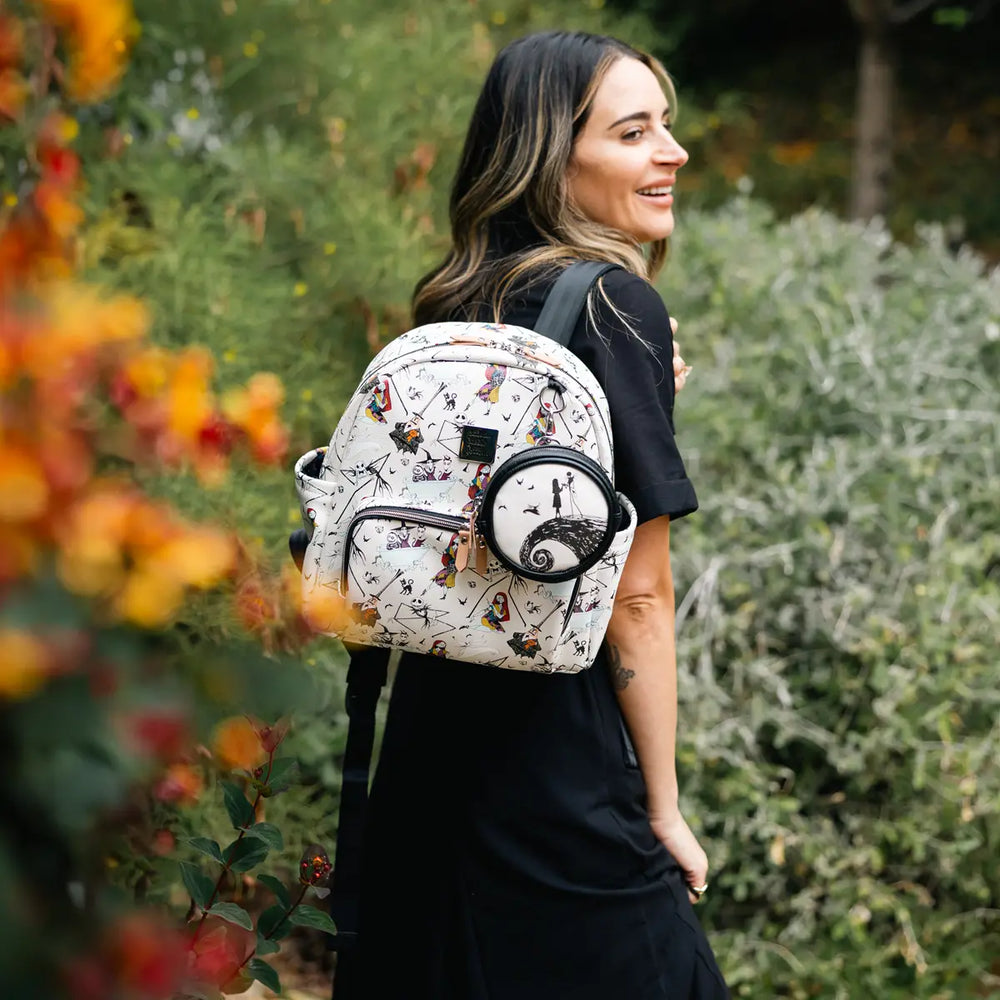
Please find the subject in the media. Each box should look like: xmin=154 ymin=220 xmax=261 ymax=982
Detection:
xmin=433 ymin=533 xmax=461 ymax=589
xmin=363 ymin=377 xmax=392 ymax=424
xmin=462 ymin=463 xmax=492 ymax=513
xmin=430 ymin=639 xmax=448 ymax=657
xmin=476 ymin=364 xmax=507 ymax=404
xmin=481 ymin=592 xmax=510 ymax=631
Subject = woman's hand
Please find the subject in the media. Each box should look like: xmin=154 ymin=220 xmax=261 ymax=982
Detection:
xmin=649 ymin=807 xmax=709 ymax=904
xmin=669 ymin=316 xmax=692 ymax=393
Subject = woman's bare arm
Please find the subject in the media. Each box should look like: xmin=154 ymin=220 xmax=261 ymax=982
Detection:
xmin=604 ymin=514 xmax=708 ymax=900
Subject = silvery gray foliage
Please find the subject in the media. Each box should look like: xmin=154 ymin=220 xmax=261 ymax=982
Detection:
xmin=658 ymin=198 xmax=999 ymax=996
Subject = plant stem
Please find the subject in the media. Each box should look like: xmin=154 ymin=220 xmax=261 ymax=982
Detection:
xmin=189 ymin=750 xmax=275 ymax=945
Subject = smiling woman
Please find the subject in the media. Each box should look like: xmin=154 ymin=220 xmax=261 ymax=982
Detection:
xmin=355 ymin=30 xmax=728 ymax=1000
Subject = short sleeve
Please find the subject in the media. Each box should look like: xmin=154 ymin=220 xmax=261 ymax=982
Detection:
xmin=568 ymin=269 xmax=698 ymax=524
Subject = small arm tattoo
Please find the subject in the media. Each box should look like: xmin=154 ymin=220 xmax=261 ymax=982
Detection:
xmin=608 ymin=643 xmax=635 ymax=691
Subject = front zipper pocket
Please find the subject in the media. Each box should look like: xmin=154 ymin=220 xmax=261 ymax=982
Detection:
xmin=343 ymin=505 xmax=469 ymax=591
xmin=338 ymin=500 xmax=587 ymax=668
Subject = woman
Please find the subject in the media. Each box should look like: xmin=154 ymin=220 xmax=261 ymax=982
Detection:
xmin=355 ymin=30 xmax=729 ymax=999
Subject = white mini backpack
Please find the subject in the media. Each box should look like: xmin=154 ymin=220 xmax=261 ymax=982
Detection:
xmin=292 ymin=261 xmax=637 ymax=674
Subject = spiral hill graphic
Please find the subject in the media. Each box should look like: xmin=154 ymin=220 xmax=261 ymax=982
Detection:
xmin=519 ymin=517 xmax=604 ymax=572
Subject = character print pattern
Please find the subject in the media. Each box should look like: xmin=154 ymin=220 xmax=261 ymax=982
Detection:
xmin=293 ymin=321 xmax=636 ymax=673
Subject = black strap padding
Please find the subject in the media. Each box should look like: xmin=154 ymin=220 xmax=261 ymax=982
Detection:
xmin=533 ymin=260 xmax=619 ymax=347
xmin=328 ymin=647 xmax=390 ymax=999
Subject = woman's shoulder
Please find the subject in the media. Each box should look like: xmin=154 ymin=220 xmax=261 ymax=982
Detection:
xmin=597 ymin=267 xmax=669 ymax=324
xmin=585 ymin=266 xmax=672 ymax=353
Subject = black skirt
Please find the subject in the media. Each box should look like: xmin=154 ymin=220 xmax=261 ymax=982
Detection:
xmin=355 ymin=651 xmax=730 ymax=999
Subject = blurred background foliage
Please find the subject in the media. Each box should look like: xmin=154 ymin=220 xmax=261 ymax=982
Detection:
xmin=1 ymin=0 xmax=997 ymax=996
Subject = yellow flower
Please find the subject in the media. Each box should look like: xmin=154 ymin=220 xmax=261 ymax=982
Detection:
xmin=116 ymin=565 xmax=184 ymax=628
xmin=0 ymin=629 xmax=49 ymax=699
xmin=153 ymin=527 xmax=236 ymax=590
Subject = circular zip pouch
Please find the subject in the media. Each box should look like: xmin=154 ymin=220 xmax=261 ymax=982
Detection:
xmin=479 ymin=446 xmax=621 ymax=583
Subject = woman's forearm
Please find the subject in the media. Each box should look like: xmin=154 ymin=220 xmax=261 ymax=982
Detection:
xmin=604 ymin=593 xmax=680 ymax=817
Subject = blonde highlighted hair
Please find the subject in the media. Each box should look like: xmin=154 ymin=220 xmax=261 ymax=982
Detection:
xmin=413 ymin=31 xmax=676 ymax=327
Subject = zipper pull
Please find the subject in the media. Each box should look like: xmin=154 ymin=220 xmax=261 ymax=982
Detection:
xmin=455 ymin=528 xmax=471 ymax=573
xmin=475 ymin=536 xmax=489 ymax=575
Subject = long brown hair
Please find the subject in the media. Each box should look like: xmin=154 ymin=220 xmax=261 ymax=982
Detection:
xmin=413 ymin=31 xmax=676 ymax=326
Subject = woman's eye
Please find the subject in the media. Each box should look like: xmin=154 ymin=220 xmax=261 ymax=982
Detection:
xmin=622 ymin=128 xmax=643 ymax=141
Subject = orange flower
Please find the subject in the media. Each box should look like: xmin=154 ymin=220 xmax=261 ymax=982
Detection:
xmin=0 ymin=67 xmax=27 ymax=120
xmin=0 ymin=441 xmax=49 ymax=522
xmin=0 ymin=525 xmax=38 ymax=582
xmin=154 ymin=762 xmax=203 ymax=805
xmin=213 ymin=716 xmax=266 ymax=771
xmin=0 ymin=12 xmax=24 ymax=70
xmin=166 ymin=347 xmax=214 ymax=445
xmin=0 ymin=628 xmax=50 ymax=699
xmin=222 ymin=371 xmax=289 ymax=464
xmin=37 ymin=0 xmax=137 ymax=103
xmin=33 ymin=179 xmax=84 ymax=240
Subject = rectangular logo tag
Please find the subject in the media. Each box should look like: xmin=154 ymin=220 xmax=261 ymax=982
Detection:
xmin=459 ymin=425 xmax=498 ymax=465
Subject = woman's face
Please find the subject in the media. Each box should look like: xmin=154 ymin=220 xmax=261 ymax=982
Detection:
xmin=566 ymin=57 xmax=688 ymax=243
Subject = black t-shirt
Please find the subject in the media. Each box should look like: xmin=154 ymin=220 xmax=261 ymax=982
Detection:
xmin=498 ymin=266 xmax=698 ymax=524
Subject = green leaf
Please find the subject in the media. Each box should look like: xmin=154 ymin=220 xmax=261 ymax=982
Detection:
xmin=289 ymin=903 xmax=337 ymax=935
xmin=207 ymin=901 xmax=253 ymax=931
xmin=221 ymin=780 xmax=255 ymax=830
xmin=247 ymin=958 xmax=282 ymax=994
xmin=258 ymin=756 xmax=298 ymax=795
xmin=223 ymin=836 xmax=270 ymax=873
xmin=257 ymin=903 xmax=291 ymax=941
xmin=255 ymin=934 xmax=281 ymax=956
xmin=188 ymin=837 xmax=223 ymax=863
xmin=245 ymin=822 xmax=283 ymax=851
xmin=257 ymin=874 xmax=290 ymax=907
xmin=179 ymin=861 xmax=215 ymax=910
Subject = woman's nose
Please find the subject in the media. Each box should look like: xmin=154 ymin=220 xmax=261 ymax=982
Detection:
xmin=655 ymin=131 xmax=688 ymax=168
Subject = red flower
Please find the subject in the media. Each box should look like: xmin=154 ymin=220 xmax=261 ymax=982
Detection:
xmin=127 ymin=708 xmax=189 ymax=761
xmin=106 ymin=913 xmax=186 ymax=999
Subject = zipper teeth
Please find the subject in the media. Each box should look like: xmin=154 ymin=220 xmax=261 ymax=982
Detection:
xmin=343 ymin=506 xmax=467 ymax=587
xmin=350 ymin=505 xmax=466 ymax=530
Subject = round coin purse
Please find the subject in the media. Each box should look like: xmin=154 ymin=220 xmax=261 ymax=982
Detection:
xmin=478 ymin=446 xmax=623 ymax=583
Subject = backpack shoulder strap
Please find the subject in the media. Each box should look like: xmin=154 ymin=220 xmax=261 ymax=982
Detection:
xmin=533 ymin=260 xmax=619 ymax=347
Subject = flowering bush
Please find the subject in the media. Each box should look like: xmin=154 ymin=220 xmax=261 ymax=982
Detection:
xmin=0 ymin=3 xmax=337 ymax=996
